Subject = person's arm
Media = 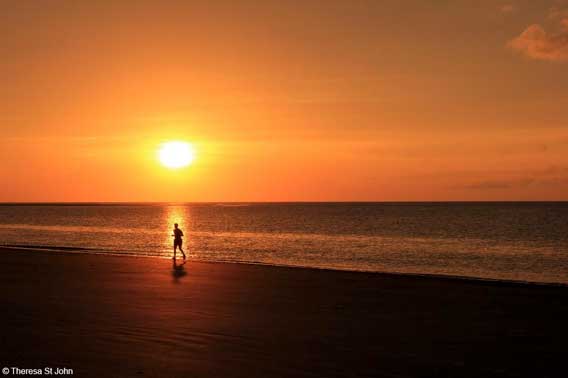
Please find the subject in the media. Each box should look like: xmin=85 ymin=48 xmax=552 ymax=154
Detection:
xmin=180 ymin=230 xmax=184 ymax=237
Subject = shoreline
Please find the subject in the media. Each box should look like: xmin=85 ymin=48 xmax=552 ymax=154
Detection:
xmin=3 ymin=244 xmax=567 ymax=288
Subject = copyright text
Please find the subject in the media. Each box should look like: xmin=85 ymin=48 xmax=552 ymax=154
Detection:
xmin=2 ymin=367 xmax=73 ymax=376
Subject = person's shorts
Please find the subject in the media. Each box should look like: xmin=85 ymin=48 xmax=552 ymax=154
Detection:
xmin=174 ymin=239 xmax=183 ymax=247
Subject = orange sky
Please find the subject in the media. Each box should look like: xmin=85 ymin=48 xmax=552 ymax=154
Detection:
xmin=1 ymin=0 xmax=568 ymax=201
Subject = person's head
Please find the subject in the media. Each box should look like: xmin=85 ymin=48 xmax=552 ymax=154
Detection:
xmin=174 ymin=223 xmax=178 ymax=229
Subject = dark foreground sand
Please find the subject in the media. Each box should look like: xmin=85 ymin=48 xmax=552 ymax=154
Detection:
xmin=1 ymin=248 xmax=567 ymax=378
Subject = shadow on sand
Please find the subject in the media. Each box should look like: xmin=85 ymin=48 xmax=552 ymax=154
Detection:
xmin=172 ymin=259 xmax=187 ymax=283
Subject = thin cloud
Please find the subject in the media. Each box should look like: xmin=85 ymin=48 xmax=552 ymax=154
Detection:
xmin=463 ymin=167 xmax=568 ymax=190
xmin=549 ymin=1 xmax=568 ymax=19
xmin=464 ymin=178 xmax=534 ymax=190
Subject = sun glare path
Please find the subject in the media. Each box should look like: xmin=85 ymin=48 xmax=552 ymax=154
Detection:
xmin=158 ymin=141 xmax=195 ymax=169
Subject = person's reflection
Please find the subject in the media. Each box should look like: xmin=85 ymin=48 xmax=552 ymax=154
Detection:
xmin=172 ymin=259 xmax=187 ymax=283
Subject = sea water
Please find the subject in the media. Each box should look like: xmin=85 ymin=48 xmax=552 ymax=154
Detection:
xmin=1 ymin=202 xmax=567 ymax=284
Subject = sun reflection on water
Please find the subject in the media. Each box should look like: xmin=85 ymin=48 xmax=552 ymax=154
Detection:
xmin=163 ymin=205 xmax=189 ymax=257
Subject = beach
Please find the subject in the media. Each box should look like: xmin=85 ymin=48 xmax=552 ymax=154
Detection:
xmin=1 ymin=247 xmax=566 ymax=378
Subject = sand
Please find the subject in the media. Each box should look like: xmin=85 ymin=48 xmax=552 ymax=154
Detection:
xmin=0 ymin=247 xmax=566 ymax=378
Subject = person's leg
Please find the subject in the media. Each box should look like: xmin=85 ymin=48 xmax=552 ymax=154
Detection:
xmin=180 ymin=241 xmax=186 ymax=259
xmin=173 ymin=242 xmax=177 ymax=259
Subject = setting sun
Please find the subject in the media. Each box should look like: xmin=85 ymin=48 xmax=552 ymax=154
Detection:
xmin=158 ymin=141 xmax=195 ymax=169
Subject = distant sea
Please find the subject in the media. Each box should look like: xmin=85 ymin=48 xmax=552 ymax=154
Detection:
xmin=1 ymin=202 xmax=567 ymax=285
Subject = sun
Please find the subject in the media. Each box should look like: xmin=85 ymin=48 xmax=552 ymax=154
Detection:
xmin=158 ymin=141 xmax=195 ymax=169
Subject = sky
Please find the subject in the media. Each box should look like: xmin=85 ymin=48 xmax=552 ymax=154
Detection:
xmin=1 ymin=0 xmax=568 ymax=202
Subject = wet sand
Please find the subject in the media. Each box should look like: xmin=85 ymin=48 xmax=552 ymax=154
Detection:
xmin=0 ymin=247 xmax=566 ymax=377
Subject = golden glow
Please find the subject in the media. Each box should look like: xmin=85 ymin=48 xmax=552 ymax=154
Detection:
xmin=158 ymin=141 xmax=195 ymax=169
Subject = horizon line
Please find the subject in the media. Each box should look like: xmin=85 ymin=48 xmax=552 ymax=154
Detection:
xmin=1 ymin=200 xmax=567 ymax=205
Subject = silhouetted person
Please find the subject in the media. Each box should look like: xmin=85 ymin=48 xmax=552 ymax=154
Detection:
xmin=172 ymin=223 xmax=186 ymax=260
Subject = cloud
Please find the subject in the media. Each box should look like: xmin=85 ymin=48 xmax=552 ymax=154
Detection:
xmin=509 ymin=5 xmax=568 ymax=62
xmin=509 ymin=22 xmax=568 ymax=62
xmin=500 ymin=4 xmax=516 ymax=14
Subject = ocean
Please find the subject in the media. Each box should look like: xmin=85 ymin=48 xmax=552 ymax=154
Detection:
xmin=1 ymin=202 xmax=567 ymax=285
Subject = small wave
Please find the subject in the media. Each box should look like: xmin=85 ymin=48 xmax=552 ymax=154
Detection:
xmin=0 ymin=223 xmax=164 ymax=235
xmin=3 ymin=244 xmax=95 ymax=251
xmin=2 ymin=244 xmax=164 ymax=258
